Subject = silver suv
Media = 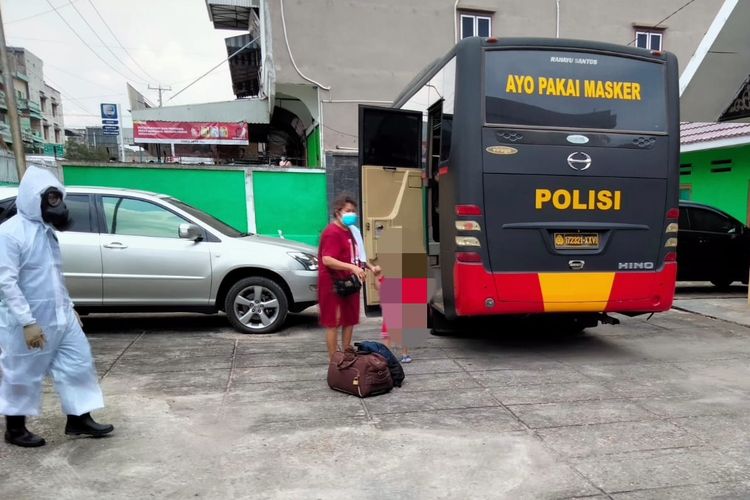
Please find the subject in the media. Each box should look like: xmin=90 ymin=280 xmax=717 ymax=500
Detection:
xmin=0 ymin=186 xmax=319 ymax=334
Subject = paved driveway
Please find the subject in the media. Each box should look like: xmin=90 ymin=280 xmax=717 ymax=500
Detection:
xmin=2 ymin=304 xmax=750 ymax=499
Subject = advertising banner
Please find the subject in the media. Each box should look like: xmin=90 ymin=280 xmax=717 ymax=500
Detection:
xmin=133 ymin=121 xmax=249 ymax=145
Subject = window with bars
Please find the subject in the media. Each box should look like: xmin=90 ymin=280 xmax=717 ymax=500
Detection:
xmin=460 ymin=13 xmax=492 ymax=39
xmin=635 ymin=30 xmax=663 ymax=51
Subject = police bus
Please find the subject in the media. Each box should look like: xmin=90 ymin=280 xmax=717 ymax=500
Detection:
xmin=359 ymin=37 xmax=679 ymax=332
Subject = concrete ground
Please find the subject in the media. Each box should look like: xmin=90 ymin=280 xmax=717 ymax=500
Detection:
xmin=2 ymin=284 xmax=750 ymax=499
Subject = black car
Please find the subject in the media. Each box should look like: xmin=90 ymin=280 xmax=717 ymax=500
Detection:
xmin=678 ymin=201 xmax=750 ymax=287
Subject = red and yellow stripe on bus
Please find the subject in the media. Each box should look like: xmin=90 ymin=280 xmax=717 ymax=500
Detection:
xmin=452 ymin=263 xmax=677 ymax=316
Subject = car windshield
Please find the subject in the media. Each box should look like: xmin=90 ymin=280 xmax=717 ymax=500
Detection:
xmin=166 ymin=198 xmax=249 ymax=237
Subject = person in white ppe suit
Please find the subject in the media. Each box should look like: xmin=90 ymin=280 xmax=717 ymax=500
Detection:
xmin=0 ymin=165 xmax=113 ymax=447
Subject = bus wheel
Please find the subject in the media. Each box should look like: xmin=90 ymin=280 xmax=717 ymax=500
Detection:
xmin=710 ymin=279 xmax=734 ymax=289
xmin=428 ymin=306 xmax=455 ymax=336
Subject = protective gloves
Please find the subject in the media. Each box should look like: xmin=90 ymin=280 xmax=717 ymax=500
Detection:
xmin=23 ymin=324 xmax=46 ymax=350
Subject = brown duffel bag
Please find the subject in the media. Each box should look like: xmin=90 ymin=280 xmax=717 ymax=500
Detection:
xmin=328 ymin=347 xmax=393 ymax=397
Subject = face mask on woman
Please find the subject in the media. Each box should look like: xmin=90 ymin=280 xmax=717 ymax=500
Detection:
xmin=341 ymin=211 xmax=358 ymax=227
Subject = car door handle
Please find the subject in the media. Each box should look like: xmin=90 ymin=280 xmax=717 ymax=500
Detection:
xmin=103 ymin=242 xmax=128 ymax=249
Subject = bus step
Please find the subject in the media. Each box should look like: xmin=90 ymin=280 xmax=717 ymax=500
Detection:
xmin=430 ymin=299 xmax=445 ymax=315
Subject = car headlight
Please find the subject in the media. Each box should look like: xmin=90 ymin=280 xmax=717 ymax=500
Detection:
xmin=289 ymin=252 xmax=318 ymax=271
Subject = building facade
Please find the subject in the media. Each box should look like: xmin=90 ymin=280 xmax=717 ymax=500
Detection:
xmin=680 ymin=122 xmax=750 ymax=224
xmin=0 ymin=47 xmax=65 ymax=157
xmin=272 ymin=0 xmax=725 ymax=153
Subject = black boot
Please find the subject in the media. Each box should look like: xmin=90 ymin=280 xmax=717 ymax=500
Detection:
xmin=4 ymin=416 xmax=46 ymax=447
xmin=65 ymin=412 xmax=114 ymax=437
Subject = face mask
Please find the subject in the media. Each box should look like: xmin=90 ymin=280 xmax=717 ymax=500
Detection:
xmin=341 ymin=212 xmax=358 ymax=227
xmin=40 ymin=187 xmax=71 ymax=231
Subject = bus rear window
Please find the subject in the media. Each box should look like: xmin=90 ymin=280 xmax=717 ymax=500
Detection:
xmin=484 ymin=50 xmax=667 ymax=132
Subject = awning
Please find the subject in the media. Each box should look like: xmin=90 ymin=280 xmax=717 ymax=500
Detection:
xmin=206 ymin=0 xmax=258 ymax=30
xmin=680 ymin=0 xmax=750 ymax=122
xmin=131 ymin=98 xmax=269 ymax=124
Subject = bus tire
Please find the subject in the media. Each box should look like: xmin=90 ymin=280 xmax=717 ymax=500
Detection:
xmin=710 ymin=279 xmax=734 ymax=289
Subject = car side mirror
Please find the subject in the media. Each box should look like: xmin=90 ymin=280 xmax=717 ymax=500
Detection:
xmin=179 ymin=223 xmax=203 ymax=242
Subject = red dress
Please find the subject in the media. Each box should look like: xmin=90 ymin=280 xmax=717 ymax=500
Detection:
xmin=318 ymin=223 xmax=361 ymax=327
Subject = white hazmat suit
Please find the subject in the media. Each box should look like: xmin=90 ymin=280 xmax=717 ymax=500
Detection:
xmin=0 ymin=166 xmax=104 ymax=417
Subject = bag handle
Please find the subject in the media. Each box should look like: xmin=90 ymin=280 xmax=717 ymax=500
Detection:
xmin=336 ymin=347 xmax=358 ymax=369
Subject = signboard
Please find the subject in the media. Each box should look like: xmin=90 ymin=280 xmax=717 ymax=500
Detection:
xmin=100 ymin=103 xmax=123 ymax=160
xmin=100 ymin=103 xmax=118 ymax=120
xmin=719 ymin=75 xmax=750 ymax=122
xmin=103 ymin=130 xmax=120 ymax=136
xmin=133 ymin=121 xmax=249 ymax=145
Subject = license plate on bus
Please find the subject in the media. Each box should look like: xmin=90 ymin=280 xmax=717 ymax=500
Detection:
xmin=553 ymin=233 xmax=600 ymax=250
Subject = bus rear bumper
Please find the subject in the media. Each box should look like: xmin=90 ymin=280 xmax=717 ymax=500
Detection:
xmin=452 ymin=262 xmax=677 ymax=317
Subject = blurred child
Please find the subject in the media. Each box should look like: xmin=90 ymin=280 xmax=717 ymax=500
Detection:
xmin=375 ymin=272 xmax=411 ymax=363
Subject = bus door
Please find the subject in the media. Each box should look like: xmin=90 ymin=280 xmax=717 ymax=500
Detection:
xmin=358 ymin=105 xmax=425 ymax=313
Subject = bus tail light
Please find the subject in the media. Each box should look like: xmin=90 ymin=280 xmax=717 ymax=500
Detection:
xmin=455 ymin=221 xmax=481 ymax=231
xmin=665 ymin=237 xmax=678 ymax=248
xmin=487 ymin=37 xmax=498 ymax=43
xmin=456 ymin=204 xmax=482 ymax=216
xmin=456 ymin=236 xmax=481 ymax=247
xmin=456 ymin=252 xmax=482 ymax=263
xmin=666 ymin=208 xmax=679 ymax=221
xmin=665 ymin=252 xmax=677 ymax=262
xmin=665 ymin=223 xmax=678 ymax=233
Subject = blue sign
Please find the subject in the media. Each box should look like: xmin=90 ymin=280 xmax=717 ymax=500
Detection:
xmin=100 ymin=103 xmax=118 ymax=120
xmin=102 ymin=119 xmax=119 ymax=125
xmin=103 ymin=130 xmax=120 ymax=136
xmin=102 ymin=125 xmax=119 ymax=131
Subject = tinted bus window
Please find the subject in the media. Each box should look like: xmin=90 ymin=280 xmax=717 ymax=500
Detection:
xmin=484 ymin=50 xmax=667 ymax=132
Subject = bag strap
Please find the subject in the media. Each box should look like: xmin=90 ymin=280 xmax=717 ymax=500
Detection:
xmin=336 ymin=348 xmax=358 ymax=368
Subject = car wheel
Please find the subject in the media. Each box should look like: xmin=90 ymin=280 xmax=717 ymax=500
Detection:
xmin=225 ymin=277 xmax=288 ymax=334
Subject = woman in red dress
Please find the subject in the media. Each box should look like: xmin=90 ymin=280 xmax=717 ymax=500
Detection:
xmin=318 ymin=195 xmax=368 ymax=359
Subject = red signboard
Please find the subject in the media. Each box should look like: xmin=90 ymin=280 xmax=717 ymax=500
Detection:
xmin=133 ymin=121 xmax=249 ymax=145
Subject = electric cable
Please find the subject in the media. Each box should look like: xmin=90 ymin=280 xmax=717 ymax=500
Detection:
xmin=280 ymin=0 xmax=330 ymax=90
xmin=323 ymin=124 xmax=357 ymax=139
xmin=168 ymin=36 xmax=260 ymax=102
xmin=626 ymin=0 xmax=698 ymax=46
xmin=44 ymin=0 xmax=148 ymax=84
xmin=45 ymin=63 xmax=126 ymax=93
xmin=5 ymin=0 xmax=78 ymax=24
xmin=85 ymin=0 xmax=161 ymax=84
xmin=67 ymin=0 xmax=153 ymax=83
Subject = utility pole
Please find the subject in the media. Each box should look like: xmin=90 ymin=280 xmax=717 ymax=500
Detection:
xmin=148 ymin=84 xmax=172 ymax=107
xmin=0 ymin=4 xmax=26 ymax=178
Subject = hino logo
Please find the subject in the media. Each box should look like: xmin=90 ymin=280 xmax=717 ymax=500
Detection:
xmin=567 ymin=152 xmax=592 ymax=171
xmin=618 ymin=262 xmax=655 ymax=270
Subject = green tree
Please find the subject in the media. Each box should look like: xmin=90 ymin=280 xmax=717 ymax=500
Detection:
xmin=64 ymin=142 xmax=112 ymax=162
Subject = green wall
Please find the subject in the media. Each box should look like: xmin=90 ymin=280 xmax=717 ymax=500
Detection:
xmin=252 ymin=170 xmax=327 ymax=247
xmin=306 ymin=126 xmax=321 ymax=168
xmin=680 ymin=145 xmax=750 ymax=223
xmin=63 ymin=165 xmax=249 ymax=232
